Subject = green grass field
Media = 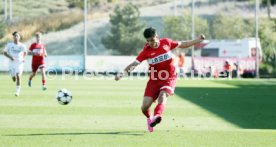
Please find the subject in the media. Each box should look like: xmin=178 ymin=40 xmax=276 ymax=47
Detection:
xmin=0 ymin=74 xmax=276 ymax=146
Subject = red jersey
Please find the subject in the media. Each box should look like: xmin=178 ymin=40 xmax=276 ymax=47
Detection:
xmin=136 ymin=38 xmax=179 ymax=80
xmin=29 ymin=43 xmax=46 ymax=65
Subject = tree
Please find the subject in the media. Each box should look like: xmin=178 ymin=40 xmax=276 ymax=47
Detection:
xmin=163 ymin=12 xmax=209 ymax=40
xmin=66 ymin=0 xmax=100 ymax=8
xmin=101 ymin=3 xmax=146 ymax=55
xmin=258 ymin=19 xmax=276 ymax=64
xmin=258 ymin=0 xmax=276 ymax=19
xmin=261 ymin=0 xmax=276 ymax=5
xmin=212 ymin=15 xmax=254 ymax=39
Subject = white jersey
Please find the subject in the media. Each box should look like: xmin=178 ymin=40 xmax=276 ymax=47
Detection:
xmin=4 ymin=42 xmax=27 ymax=63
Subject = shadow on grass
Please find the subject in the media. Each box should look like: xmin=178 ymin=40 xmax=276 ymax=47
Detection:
xmin=3 ymin=131 xmax=144 ymax=136
xmin=175 ymin=80 xmax=276 ymax=129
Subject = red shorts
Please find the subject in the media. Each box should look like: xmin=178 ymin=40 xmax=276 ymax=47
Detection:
xmin=144 ymin=77 xmax=177 ymax=100
xmin=32 ymin=64 xmax=45 ymax=73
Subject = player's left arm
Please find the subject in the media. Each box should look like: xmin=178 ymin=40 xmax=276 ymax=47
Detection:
xmin=23 ymin=51 xmax=27 ymax=57
xmin=23 ymin=45 xmax=27 ymax=57
xmin=21 ymin=45 xmax=27 ymax=62
xmin=178 ymin=34 xmax=205 ymax=49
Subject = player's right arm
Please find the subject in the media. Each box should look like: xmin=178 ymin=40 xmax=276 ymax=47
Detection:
xmin=28 ymin=51 xmax=35 ymax=56
xmin=3 ymin=44 xmax=14 ymax=61
xmin=115 ymin=61 xmax=140 ymax=81
xmin=28 ymin=44 xmax=35 ymax=55
xmin=3 ymin=52 xmax=14 ymax=61
xmin=28 ymin=43 xmax=42 ymax=56
xmin=115 ymin=47 xmax=147 ymax=81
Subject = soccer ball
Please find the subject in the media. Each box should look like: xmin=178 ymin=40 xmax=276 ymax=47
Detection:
xmin=56 ymin=89 xmax=72 ymax=105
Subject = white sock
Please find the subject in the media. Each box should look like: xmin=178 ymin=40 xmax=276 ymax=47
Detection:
xmin=16 ymin=86 xmax=21 ymax=93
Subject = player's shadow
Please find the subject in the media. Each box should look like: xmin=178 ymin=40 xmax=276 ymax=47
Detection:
xmin=175 ymin=80 xmax=276 ymax=129
xmin=4 ymin=131 xmax=144 ymax=136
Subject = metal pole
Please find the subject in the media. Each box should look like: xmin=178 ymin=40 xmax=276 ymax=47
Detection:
xmin=9 ymin=0 xmax=12 ymax=21
xmin=267 ymin=0 xmax=271 ymax=19
xmin=83 ymin=0 xmax=87 ymax=72
xmin=4 ymin=0 xmax=7 ymax=21
xmin=275 ymin=50 xmax=276 ymax=77
xmin=174 ymin=0 xmax=177 ymax=16
xmin=191 ymin=0 xmax=195 ymax=58
xmin=255 ymin=0 xmax=259 ymax=78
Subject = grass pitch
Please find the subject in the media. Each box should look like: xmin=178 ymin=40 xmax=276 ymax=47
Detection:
xmin=0 ymin=74 xmax=276 ymax=146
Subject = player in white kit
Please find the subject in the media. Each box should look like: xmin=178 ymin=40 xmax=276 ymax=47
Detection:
xmin=3 ymin=32 xmax=27 ymax=96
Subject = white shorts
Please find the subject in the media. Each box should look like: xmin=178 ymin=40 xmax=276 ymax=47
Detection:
xmin=9 ymin=62 xmax=24 ymax=77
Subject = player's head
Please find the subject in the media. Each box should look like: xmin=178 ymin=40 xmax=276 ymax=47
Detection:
xmin=179 ymin=52 xmax=185 ymax=56
xmin=144 ymin=27 xmax=156 ymax=38
xmin=225 ymin=60 xmax=229 ymax=64
xmin=12 ymin=31 xmax=21 ymax=42
xmin=144 ymin=27 xmax=159 ymax=48
xmin=35 ymin=32 xmax=42 ymax=42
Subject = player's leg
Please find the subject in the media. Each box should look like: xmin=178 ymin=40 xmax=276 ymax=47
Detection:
xmin=28 ymin=72 xmax=36 ymax=87
xmin=150 ymin=77 xmax=177 ymax=127
xmin=9 ymin=65 xmax=16 ymax=82
xmin=142 ymin=80 xmax=159 ymax=118
xmin=12 ymin=76 xmax=16 ymax=82
xmin=29 ymin=72 xmax=36 ymax=81
xmin=141 ymin=96 xmax=154 ymax=118
xmin=155 ymin=90 xmax=169 ymax=113
xmin=150 ymin=90 xmax=169 ymax=127
xmin=141 ymin=96 xmax=154 ymax=132
xmin=40 ymin=66 xmax=47 ymax=90
xmin=15 ymin=63 xmax=24 ymax=96
xmin=179 ymin=67 xmax=185 ymax=77
xmin=10 ymin=64 xmax=19 ymax=96
xmin=29 ymin=64 xmax=38 ymax=87
xmin=142 ymin=80 xmax=160 ymax=132
xmin=15 ymin=73 xmax=21 ymax=96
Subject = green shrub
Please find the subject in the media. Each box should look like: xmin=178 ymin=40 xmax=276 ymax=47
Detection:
xmin=260 ymin=63 xmax=274 ymax=75
xmin=0 ymin=10 xmax=83 ymax=50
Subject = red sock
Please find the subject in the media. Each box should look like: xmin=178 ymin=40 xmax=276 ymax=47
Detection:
xmin=142 ymin=109 xmax=150 ymax=118
xmin=154 ymin=104 xmax=165 ymax=116
xmin=42 ymin=79 xmax=46 ymax=85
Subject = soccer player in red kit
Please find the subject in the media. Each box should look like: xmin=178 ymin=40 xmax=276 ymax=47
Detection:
xmin=28 ymin=32 xmax=48 ymax=90
xmin=115 ymin=27 xmax=205 ymax=132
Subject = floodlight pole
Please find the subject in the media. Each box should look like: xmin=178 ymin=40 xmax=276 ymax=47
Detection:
xmin=255 ymin=0 xmax=259 ymax=78
xmin=191 ymin=0 xmax=195 ymax=58
xmin=174 ymin=0 xmax=177 ymax=16
xmin=9 ymin=0 xmax=12 ymax=21
xmin=83 ymin=0 xmax=88 ymax=72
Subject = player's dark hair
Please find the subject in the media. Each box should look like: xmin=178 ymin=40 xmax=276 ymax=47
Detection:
xmin=35 ymin=32 xmax=42 ymax=36
xmin=12 ymin=31 xmax=20 ymax=37
xmin=143 ymin=27 xmax=156 ymax=39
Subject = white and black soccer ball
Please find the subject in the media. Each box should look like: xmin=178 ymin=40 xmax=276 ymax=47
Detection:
xmin=56 ymin=89 xmax=72 ymax=105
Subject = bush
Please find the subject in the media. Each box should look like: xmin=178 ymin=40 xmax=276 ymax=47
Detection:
xmin=15 ymin=10 xmax=82 ymax=37
xmin=260 ymin=63 xmax=274 ymax=75
xmin=67 ymin=0 xmax=100 ymax=8
xmin=0 ymin=10 xmax=83 ymax=51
